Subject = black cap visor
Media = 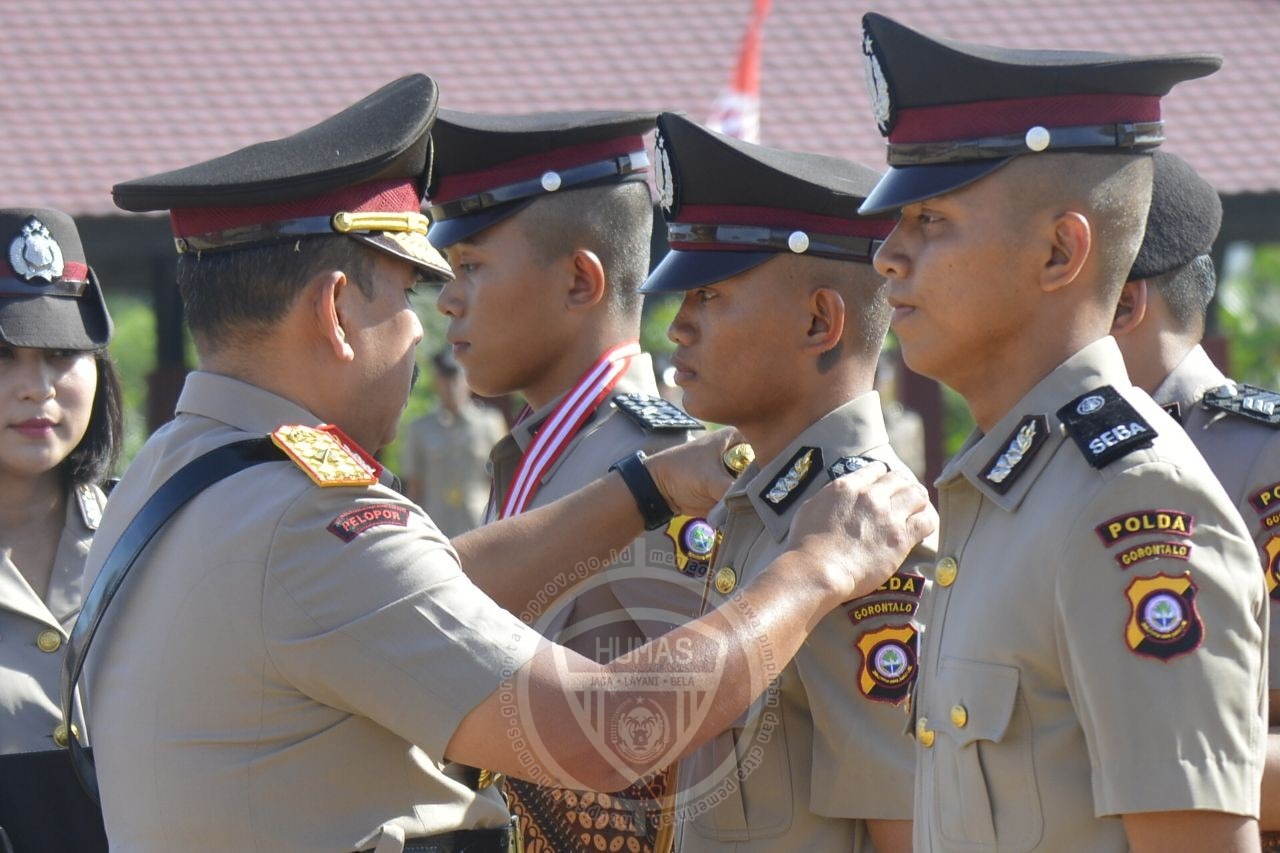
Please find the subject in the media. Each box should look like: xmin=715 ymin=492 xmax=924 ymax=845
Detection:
xmin=0 ymin=274 xmax=113 ymax=349
xmin=427 ymin=200 xmax=534 ymax=250
xmin=351 ymin=231 xmax=453 ymax=282
xmin=859 ymin=159 xmax=1012 ymax=215
xmin=641 ymin=248 xmax=775 ymax=294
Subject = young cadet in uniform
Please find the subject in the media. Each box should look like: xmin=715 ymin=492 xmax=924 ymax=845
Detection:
xmin=70 ymin=74 xmax=936 ymax=853
xmin=859 ymin=14 xmax=1266 ymax=851
xmin=0 ymin=209 xmax=117 ymax=851
xmin=640 ymin=113 xmax=933 ymax=853
xmin=428 ymin=110 xmax=705 ymax=852
xmin=1110 ymin=150 xmax=1280 ymax=838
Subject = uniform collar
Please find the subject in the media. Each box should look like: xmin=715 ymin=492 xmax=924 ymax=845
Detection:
xmin=175 ymin=371 xmax=323 ymax=435
xmin=715 ymin=392 xmax=891 ymax=542
xmin=508 ymin=353 xmax=659 ymax=452
xmin=0 ymin=483 xmax=102 ymax=628
xmin=1151 ymin=344 xmax=1226 ymax=414
xmin=940 ymin=336 xmax=1134 ymax=512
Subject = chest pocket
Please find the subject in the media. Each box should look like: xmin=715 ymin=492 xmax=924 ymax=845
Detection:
xmin=932 ymin=658 xmax=1043 ymax=851
xmin=687 ymin=705 xmax=794 ymax=842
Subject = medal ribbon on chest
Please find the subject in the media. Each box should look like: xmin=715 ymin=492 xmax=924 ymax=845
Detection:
xmin=499 ymin=340 xmax=641 ymax=518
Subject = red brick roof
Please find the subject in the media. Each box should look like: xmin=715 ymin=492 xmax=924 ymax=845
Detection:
xmin=4 ymin=0 xmax=1277 ymax=216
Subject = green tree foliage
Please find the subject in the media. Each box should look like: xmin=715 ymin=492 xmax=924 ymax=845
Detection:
xmin=1218 ymin=242 xmax=1280 ymax=387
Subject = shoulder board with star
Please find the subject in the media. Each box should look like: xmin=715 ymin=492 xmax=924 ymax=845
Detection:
xmin=270 ymin=424 xmax=383 ymax=487
xmin=1056 ymin=385 xmax=1156 ymax=470
xmin=612 ymin=393 xmax=704 ymax=432
xmin=1202 ymin=383 xmax=1280 ymax=428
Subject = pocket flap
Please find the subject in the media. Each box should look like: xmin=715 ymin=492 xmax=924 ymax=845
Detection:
xmin=934 ymin=658 xmax=1019 ymax=747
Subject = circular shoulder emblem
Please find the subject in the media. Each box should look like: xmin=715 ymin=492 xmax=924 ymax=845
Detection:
xmin=655 ymin=131 xmax=676 ymax=213
xmin=861 ymin=30 xmax=894 ymax=135
xmin=8 ymin=216 xmax=64 ymax=283
xmin=1076 ymin=394 xmax=1106 ymax=415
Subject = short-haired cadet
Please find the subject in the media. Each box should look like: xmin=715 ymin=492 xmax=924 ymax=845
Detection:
xmin=1110 ymin=150 xmax=1280 ymax=838
xmin=641 ymin=112 xmax=936 ymax=853
xmin=862 ymin=13 xmax=1264 ymax=851
xmin=67 ymin=74 xmax=935 ymax=852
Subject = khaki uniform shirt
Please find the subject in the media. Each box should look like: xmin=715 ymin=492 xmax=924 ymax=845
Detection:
xmin=1152 ymin=345 xmax=1280 ymax=683
xmin=0 ymin=485 xmax=102 ymax=754
xmin=486 ymin=354 xmax=702 ymax=644
xmin=401 ymin=402 xmax=506 ymax=537
xmin=80 ymin=373 xmax=541 ymax=853
xmin=914 ymin=337 xmax=1266 ymax=852
xmin=678 ymin=393 xmax=935 ymax=853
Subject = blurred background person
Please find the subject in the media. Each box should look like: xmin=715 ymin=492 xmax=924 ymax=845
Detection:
xmin=400 ymin=347 xmax=506 ymax=536
xmin=0 ymin=208 xmax=120 ymax=851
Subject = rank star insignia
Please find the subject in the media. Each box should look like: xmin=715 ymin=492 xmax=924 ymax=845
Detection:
xmin=1204 ymin=383 xmax=1280 ymax=426
xmin=855 ymin=624 xmax=918 ymax=704
xmin=663 ymin=514 xmax=718 ymax=578
xmin=271 ymin=424 xmax=382 ymax=487
xmin=8 ymin=216 xmax=64 ymax=282
xmin=1124 ymin=573 xmax=1203 ymax=661
xmin=612 ymin=393 xmax=703 ymax=431
xmin=1265 ymin=535 xmax=1280 ymax=601
xmin=980 ymin=414 xmax=1049 ymax=494
xmin=762 ymin=447 xmax=822 ymax=513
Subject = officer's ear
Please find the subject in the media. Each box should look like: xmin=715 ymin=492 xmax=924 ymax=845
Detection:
xmin=803 ymin=286 xmax=846 ymax=361
xmin=1111 ymin=278 xmax=1149 ymax=337
xmin=310 ymin=269 xmax=356 ymax=362
xmin=565 ymin=248 xmax=607 ymax=312
xmin=1040 ymin=211 xmax=1091 ymax=294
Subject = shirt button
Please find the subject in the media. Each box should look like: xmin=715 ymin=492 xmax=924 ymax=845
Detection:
xmin=36 ymin=629 xmax=63 ymax=653
xmin=713 ymin=566 xmax=738 ymax=595
xmin=916 ymin=717 xmax=935 ymax=748
xmin=936 ymin=556 xmax=959 ymax=587
xmin=951 ymin=704 xmax=969 ymax=728
xmin=53 ymin=723 xmax=79 ymax=747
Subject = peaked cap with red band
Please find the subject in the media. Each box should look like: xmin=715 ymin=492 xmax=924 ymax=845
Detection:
xmin=641 ymin=112 xmax=894 ymax=294
xmin=0 ymin=208 xmax=112 ymax=350
xmin=425 ymin=108 xmax=655 ymax=249
xmin=857 ymin=12 xmax=1222 ymax=214
xmin=111 ymin=74 xmax=452 ymax=281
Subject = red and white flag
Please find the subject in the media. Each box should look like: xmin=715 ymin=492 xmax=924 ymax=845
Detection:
xmin=705 ymin=0 xmax=773 ymax=143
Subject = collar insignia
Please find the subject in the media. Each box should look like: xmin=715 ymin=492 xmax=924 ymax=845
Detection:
xmin=1057 ymin=385 xmax=1156 ymax=469
xmin=1203 ymin=382 xmax=1280 ymax=427
xmin=612 ymin=393 xmax=703 ymax=431
xmin=271 ymin=424 xmax=382 ymax=487
xmin=980 ymin=414 xmax=1049 ymax=494
xmin=762 ymin=446 xmax=822 ymax=513
xmin=1162 ymin=401 xmax=1182 ymax=423
xmin=9 ymin=216 xmax=64 ymax=282
xmin=828 ymin=454 xmax=875 ymax=479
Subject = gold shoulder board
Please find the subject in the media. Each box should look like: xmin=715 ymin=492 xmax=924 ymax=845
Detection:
xmin=270 ymin=424 xmax=382 ymax=487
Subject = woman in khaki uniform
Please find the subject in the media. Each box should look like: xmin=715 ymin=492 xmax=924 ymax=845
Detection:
xmin=0 ymin=208 xmax=121 ymax=852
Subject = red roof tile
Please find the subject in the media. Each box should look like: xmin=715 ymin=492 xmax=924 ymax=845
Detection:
xmin=3 ymin=0 xmax=1277 ymax=215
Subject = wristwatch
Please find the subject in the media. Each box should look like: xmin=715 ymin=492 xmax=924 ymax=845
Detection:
xmin=609 ymin=451 xmax=675 ymax=531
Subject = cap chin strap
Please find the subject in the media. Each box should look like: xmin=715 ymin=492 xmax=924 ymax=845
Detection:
xmin=175 ymin=210 xmax=431 ymax=254
xmin=886 ymin=120 xmax=1165 ymax=166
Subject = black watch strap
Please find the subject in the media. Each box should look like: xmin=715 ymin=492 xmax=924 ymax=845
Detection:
xmin=609 ymin=451 xmax=674 ymax=531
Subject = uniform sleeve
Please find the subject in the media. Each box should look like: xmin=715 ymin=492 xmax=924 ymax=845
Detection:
xmin=1055 ymin=460 xmax=1267 ymax=818
xmin=262 ymin=485 xmax=542 ymax=761
xmin=1236 ymin=430 xmax=1280 ymax=687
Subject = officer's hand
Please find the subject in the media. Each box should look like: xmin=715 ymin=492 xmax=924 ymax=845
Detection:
xmin=786 ymin=465 xmax=936 ymax=604
xmin=645 ymin=427 xmax=744 ymax=517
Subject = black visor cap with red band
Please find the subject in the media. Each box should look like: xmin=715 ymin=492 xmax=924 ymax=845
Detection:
xmin=857 ymin=12 xmax=1222 ymax=215
xmin=641 ymin=112 xmax=894 ymax=294
xmin=110 ymin=74 xmax=452 ymax=281
xmin=424 ymin=109 xmax=656 ymax=249
xmin=0 ymin=208 xmax=112 ymax=350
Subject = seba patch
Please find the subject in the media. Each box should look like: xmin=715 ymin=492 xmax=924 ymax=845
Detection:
xmin=1057 ymin=386 xmax=1156 ymax=469
xmin=1124 ymin=573 xmax=1202 ymax=661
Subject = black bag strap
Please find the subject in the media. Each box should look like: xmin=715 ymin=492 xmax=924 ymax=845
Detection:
xmin=60 ymin=438 xmax=286 ymax=803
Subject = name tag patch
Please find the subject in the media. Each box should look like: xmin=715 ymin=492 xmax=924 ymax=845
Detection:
xmin=328 ymin=504 xmax=410 ymax=542
xmin=1057 ymin=385 xmax=1156 ymax=469
xmin=1096 ymin=509 xmax=1194 ymax=546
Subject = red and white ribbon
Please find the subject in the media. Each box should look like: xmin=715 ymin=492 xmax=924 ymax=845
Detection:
xmin=498 ymin=341 xmax=641 ymax=519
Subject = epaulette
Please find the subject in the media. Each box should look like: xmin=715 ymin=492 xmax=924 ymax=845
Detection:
xmin=612 ymin=393 xmax=704 ymax=431
xmin=1056 ymin=385 xmax=1156 ymax=469
xmin=270 ymin=424 xmax=382 ymax=487
xmin=1203 ymin=383 xmax=1280 ymax=427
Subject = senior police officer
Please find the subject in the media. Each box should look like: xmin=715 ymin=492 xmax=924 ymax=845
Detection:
xmin=860 ymin=14 xmax=1265 ymax=851
xmin=1109 ymin=150 xmax=1280 ymax=839
xmin=66 ymin=74 xmax=935 ymax=853
xmin=427 ymin=109 xmax=705 ymax=853
xmin=642 ymin=112 xmax=933 ymax=853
